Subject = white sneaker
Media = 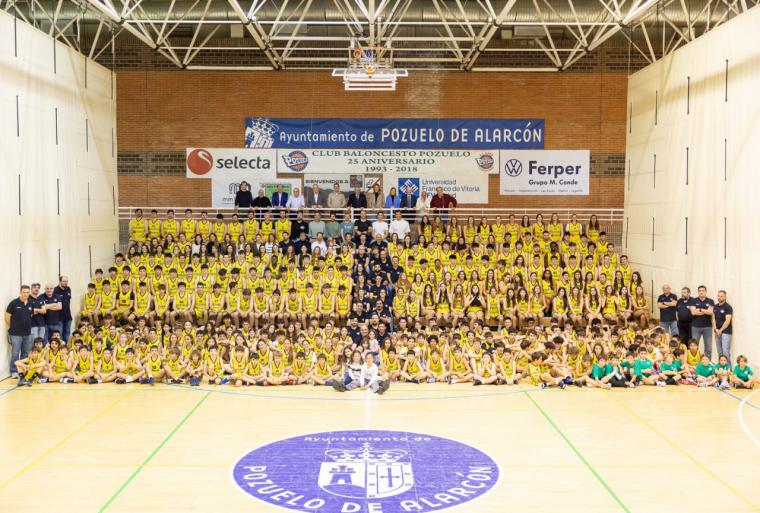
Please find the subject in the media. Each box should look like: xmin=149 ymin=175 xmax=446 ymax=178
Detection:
xmin=656 ymin=381 xmax=666 ymax=387
xmin=11 ymin=372 xmax=19 ymax=379
xmin=721 ymin=380 xmax=730 ymax=389
xmin=698 ymin=382 xmax=707 ymax=388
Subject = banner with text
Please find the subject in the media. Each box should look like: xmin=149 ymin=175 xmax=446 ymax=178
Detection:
xmin=245 ymin=117 xmax=544 ymax=149
xmin=499 ymin=150 xmax=590 ymax=196
xmin=211 ymin=171 xmax=301 ymax=208
xmin=385 ymin=171 xmax=489 ymax=204
xmin=186 ymin=147 xmax=277 ymax=180
xmin=304 ymin=173 xmax=365 ymax=192
xmin=278 ymin=149 xmax=497 ymax=178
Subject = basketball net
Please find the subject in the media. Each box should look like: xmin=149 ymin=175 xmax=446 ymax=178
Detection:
xmin=332 ymin=46 xmax=408 ymax=91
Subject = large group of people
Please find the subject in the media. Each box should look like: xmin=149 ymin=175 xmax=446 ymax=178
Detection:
xmin=6 ymin=187 xmax=753 ymax=392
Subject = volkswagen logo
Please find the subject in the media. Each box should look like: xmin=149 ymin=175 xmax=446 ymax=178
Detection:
xmin=504 ymin=159 xmax=523 ymax=177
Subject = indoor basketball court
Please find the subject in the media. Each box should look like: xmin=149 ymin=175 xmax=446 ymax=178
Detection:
xmin=2 ymin=1 xmax=760 ymax=513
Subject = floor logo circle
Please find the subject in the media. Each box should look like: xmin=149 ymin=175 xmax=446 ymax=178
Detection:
xmin=232 ymin=429 xmax=498 ymax=512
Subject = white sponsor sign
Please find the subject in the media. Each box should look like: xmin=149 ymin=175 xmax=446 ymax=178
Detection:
xmin=384 ymin=170 xmax=489 ymax=204
xmin=211 ymin=171 xmax=300 ymax=208
xmin=304 ymin=173 xmax=364 ymax=192
xmin=499 ymin=150 xmax=589 ymax=195
xmin=186 ymin=148 xmax=277 ymax=180
xmin=277 ymin=149 xmax=497 ymax=176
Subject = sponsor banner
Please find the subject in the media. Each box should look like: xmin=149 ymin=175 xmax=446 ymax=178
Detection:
xmin=277 ymin=149 xmax=497 ymax=176
xmin=386 ymin=171 xmax=489 ymax=204
xmin=186 ymin=147 xmax=277 ymax=180
xmin=211 ymin=171 xmax=300 ymax=208
xmin=245 ymin=117 xmax=544 ymax=149
xmin=304 ymin=173 xmax=364 ymax=192
xmin=499 ymin=150 xmax=590 ymax=196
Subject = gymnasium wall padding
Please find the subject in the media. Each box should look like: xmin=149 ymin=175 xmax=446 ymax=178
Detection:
xmin=0 ymin=11 xmax=118 ymax=378
xmin=625 ymin=5 xmax=760 ymax=367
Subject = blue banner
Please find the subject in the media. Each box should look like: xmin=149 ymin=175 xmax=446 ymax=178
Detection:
xmin=244 ymin=117 xmax=544 ymax=150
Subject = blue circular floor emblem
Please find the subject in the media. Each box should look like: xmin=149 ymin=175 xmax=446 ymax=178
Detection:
xmin=232 ymin=429 xmax=499 ymax=512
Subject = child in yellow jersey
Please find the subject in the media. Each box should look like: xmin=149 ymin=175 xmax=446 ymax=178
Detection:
xmin=289 ymin=351 xmax=312 ymax=385
xmin=447 ymin=346 xmax=473 ymax=384
xmin=185 ymin=350 xmax=204 ymax=387
xmin=94 ymin=347 xmax=118 ymax=383
xmin=311 ymin=353 xmax=337 ymax=386
xmin=71 ymin=345 xmax=96 ymax=384
xmin=265 ymin=352 xmax=289 ymax=386
xmin=203 ymin=346 xmax=228 ymax=385
xmin=380 ymin=347 xmax=402 ymax=381
xmin=140 ymin=345 xmax=164 ymax=385
xmin=473 ymin=351 xmax=499 ymax=385
xmin=115 ymin=348 xmax=145 ymax=384
xmin=425 ymin=349 xmax=447 ymax=383
xmin=228 ymin=346 xmax=249 ymax=387
xmin=400 ymin=352 xmax=428 ymax=383
xmin=15 ymin=346 xmax=46 ymax=386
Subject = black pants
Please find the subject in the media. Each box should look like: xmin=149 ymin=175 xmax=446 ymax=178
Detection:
xmin=609 ymin=376 xmax=628 ymax=387
xmin=677 ymin=321 xmax=692 ymax=343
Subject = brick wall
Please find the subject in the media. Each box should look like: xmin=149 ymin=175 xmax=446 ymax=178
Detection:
xmin=117 ymin=69 xmax=627 ymax=209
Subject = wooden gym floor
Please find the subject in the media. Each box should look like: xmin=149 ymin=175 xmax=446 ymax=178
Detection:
xmin=0 ymin=380 xmax=758 ymax=513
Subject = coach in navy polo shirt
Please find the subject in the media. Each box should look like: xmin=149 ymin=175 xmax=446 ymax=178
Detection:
xmin=42 ymin=283 xmax=63 ymax=342
xmin=656 ymin=284 xmax=678 ymax=336
xmin=676 ymin=287 xmax=695 ymax=343
xmin=713 ymin=290 xmax=733 ymax=363
xmin=55 ymin=275 xmax=73 ymax=343
xmin=689 ymin=285 xmax=715 ymax=360
xmin=5 ymin=285 xmax=33 ymax=378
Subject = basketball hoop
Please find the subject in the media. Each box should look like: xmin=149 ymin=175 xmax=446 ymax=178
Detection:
xmin=332 ymin=45 xmax=408 ymax=91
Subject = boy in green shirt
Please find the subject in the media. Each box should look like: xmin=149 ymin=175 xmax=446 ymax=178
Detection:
xmin=606 ymin=354 xmax=633 ymax=388
xmin=695 ymin=355 xmax=718 ymax=387
xmin=632 ymin=349 xmax=656 ymax=386
xmin=658 ymin=353 xmax=681 ymax=386
xmin=714 ymin=355 xmax=731 ymax=389
xmin=731 ymin=355 xmax=758 ymax=389
xmin=591 ymin=355 xmax=612 ymax=389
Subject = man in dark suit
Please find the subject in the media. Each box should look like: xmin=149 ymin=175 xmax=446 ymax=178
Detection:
xmin=305 ymin=184 xmax=328 ymax=210
xmin=270 ymin=184 xmax=289 ymax=208
xmin=399 ymin=185 xmax=418 ymax=222
xmin=348 ymin=186 xmax=367 ymax=218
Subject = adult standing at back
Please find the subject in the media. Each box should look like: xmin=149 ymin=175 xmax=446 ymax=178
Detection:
xmin=656 ymin=284 xmax=678 ymax=336
xmin=690 ymin=285 xmax=715 ymax=360
xmin=252 ymin=189 xmax=272 ymax=220
xmin=399 ymin=186 xmax=418 ymax=223
xmin=270 ymin=184 xmax=289 ymax=208
xmin=348 ymin=186 xmax=367 ymax=217
xmin=676 ymin=287 xmax=694 ymax=343
xmin=366 ymin=183 xmax=385 ymax=216
xmin=5 ymin=285 xmax=33 ymax=378
xmin=29 ymin=283 xmax=46 ymax=341
xmin=305 ymin=184 xmax=328 ymax=210
xmin=384 ymin=187 xmax=401 ymax=217
xmin=42 ymin=283 xmax=63 ymax=342
xmin=430 ymin=186 xmax=457 ymax=223
xmin=713 ymin=290 xmax=733 ymax=362
xmin=327 ymin=183 xmax=347 ymax=214
xmin=234 ymin=181 xmax=254 ymax=219
xmin=55 ymin=275 xmax=72 ymax=343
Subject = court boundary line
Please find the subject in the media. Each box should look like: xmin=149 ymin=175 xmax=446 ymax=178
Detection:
xmin=716 ymin=387 xmax=760 ymax=411
xmin=97 ymin=391 xmax=211 ymax=513
xmin=738 ymin=389 xmax=760 ymax=449
xmin=616 ymin=399 xmax=760 ymax=511
xmin=0 ymin=385 xmax=19 ymax=398
xmin=524 ymin=391 xmax=631 ymax=513
xmin=0 ymin=390 xmax=134 ymax=490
